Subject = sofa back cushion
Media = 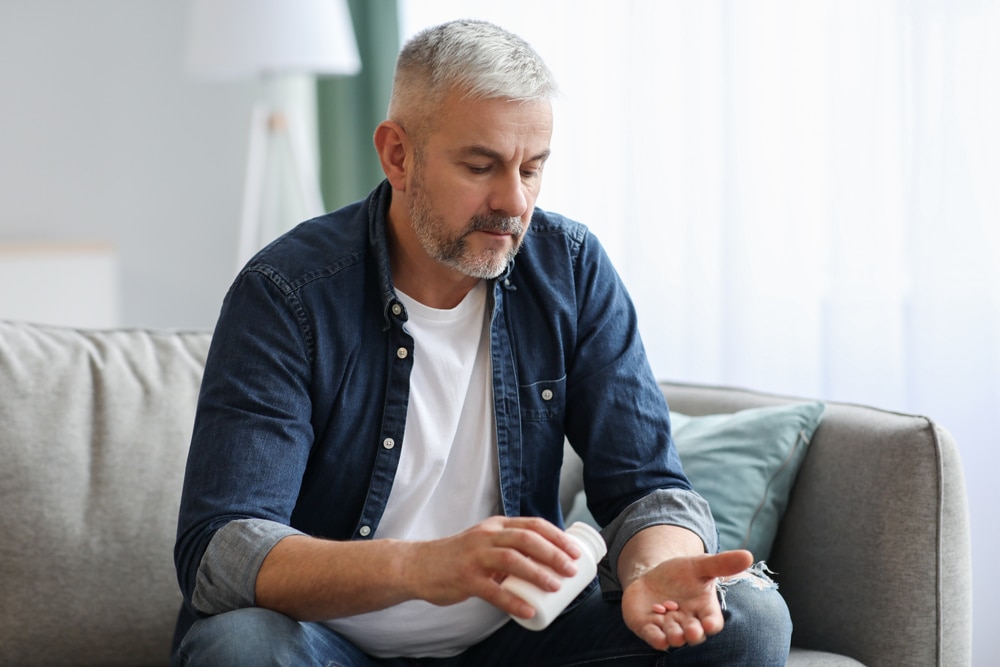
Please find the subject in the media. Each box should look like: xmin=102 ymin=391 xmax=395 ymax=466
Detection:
xmin=0 ymin=321 xmax=210 ymax=667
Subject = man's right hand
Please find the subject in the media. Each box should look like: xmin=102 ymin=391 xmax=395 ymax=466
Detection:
xmin=408 ymin=516 xmax=583 ymax=620
xmin=255 ymin=515 xmax=582 ymax=622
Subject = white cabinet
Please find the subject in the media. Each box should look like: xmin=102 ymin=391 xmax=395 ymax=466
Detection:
xmin=0 ymin=243 xmax=120 ymax=328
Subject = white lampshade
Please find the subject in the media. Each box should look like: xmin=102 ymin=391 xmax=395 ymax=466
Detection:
xmin=186 ymin=0 xmax=362 ymax=78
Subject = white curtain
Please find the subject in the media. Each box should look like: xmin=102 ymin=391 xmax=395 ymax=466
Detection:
xmin=398 ymin=2 xmax=999 ymax=660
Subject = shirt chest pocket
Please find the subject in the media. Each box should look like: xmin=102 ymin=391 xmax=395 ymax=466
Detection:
xmin=518 ymin=376 xmax=566 ymax=422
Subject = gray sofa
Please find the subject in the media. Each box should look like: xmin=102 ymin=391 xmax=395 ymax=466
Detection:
xmin=0 ymin=320 xmax=972 ymax=666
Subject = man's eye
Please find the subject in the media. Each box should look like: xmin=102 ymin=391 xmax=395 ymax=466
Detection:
xmin=467 ymin=164 xmax=490 ymax=174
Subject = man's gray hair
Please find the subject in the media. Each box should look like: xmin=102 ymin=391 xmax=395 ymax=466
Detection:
xmin=388 ymin=20 xmax=557 ymax=134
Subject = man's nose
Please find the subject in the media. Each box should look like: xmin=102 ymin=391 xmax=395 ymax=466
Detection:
xmin=488 ymin=170 xmax=529 ymax=218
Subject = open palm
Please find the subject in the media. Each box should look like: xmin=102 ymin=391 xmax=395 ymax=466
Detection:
xmin=621 ymin=550 xmax=754 ymax=650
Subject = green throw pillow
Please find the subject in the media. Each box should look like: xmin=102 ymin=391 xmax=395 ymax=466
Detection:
xmin=670 ymin=402 xmax=825 ymax=560
xmin=565 ymin=402 xmax=825 ymax=562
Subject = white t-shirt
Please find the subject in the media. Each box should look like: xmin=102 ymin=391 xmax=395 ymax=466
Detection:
xmin=324 ymin=281 xmax=506 ymax=657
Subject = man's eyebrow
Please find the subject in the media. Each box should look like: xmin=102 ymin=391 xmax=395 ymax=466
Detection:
xmin=529 ymin=149 xmax=552 ymax=163
xmin=459 ymin=145 xmax=551 ymax=163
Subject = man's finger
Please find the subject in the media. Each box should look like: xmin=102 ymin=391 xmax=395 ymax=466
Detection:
xmin=695 ymin=549 xmax=754 ymax=579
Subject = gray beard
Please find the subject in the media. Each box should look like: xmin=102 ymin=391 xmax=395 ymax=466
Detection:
xmin=409 ymin=196 xmax=524 ymax=280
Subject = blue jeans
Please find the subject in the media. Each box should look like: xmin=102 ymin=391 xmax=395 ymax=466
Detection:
xmin=172 ymin=575 xmax=791 ymax=667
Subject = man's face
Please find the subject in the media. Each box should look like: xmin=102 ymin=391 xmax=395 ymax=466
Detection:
xmin=405 ymin=94 xmax=553 ymax=280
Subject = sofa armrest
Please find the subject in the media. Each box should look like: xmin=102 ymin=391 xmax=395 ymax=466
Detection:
xmin=661 ymin=381 xmax=972 ymax=667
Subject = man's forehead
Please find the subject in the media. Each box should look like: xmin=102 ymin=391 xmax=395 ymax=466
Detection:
xmin=428 ymin=96 xmax=552 ymax=157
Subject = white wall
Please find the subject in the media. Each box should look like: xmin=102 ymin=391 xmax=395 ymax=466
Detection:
xmin=0 ymin=0 xmax=254 ymax=330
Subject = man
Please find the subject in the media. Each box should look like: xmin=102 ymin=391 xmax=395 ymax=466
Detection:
xmin=172 ymin=19 xmax=792 ymax=666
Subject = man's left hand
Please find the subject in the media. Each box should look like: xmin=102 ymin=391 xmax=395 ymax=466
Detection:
xmin=621 ymin=549 xmax=753 ymax=650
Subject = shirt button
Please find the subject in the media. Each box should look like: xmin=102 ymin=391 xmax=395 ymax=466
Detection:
xmin=391 ymin=303 xmax=403 ymax=316
xmin=396 ymin=347 xmax=408 ymax=359
xmin=382 ymin=437 xmax=395 ymax=449
xmin=541 ymin=389 xmax=554 ymax=401
xmin=359 ymin=525 xmax=371 ymax=537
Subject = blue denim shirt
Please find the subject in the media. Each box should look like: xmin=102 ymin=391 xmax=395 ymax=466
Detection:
xmin=174 ymin=181 xmax=717 ymax=621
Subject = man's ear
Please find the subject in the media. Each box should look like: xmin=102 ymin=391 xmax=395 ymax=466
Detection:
xmin=373 ymin=121 xmax=410 ymax=191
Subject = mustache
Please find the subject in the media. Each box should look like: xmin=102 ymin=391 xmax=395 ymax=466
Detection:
xmin=468 ymin=214 xmax=524 ymax=236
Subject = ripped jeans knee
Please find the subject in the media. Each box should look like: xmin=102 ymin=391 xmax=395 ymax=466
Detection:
xmin=716 ymin=560 xmax=780 ymax=610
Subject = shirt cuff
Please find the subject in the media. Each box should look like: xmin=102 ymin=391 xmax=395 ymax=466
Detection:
xmin=191 ymin=518 xmax=304 ymax=615
xmin=597 ymin=488 xmax=719 ymax=599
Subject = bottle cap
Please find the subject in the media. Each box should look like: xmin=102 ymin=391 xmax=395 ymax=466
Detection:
xmin=566 ymin=521 xmax=607 ymax=559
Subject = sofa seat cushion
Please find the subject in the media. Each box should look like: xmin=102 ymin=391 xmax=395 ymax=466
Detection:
xmin=787 ymin=647 xmax=866 ymax=666
xmin=0 ymin=321 xmax=210 ymax=667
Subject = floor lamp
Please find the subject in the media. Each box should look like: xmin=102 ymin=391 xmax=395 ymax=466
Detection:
xmin=185 ymin=0 xmax=361 ymax=270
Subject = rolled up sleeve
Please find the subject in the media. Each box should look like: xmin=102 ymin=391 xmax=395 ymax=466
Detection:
xmin=597 ymin=488 xmax=719 ymax=598
xmin=191 ymin=518 xmax=304 ymax=615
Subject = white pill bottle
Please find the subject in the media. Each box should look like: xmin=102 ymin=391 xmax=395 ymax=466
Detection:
xmin=501 ymin=521 xmax=608 ymax=630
